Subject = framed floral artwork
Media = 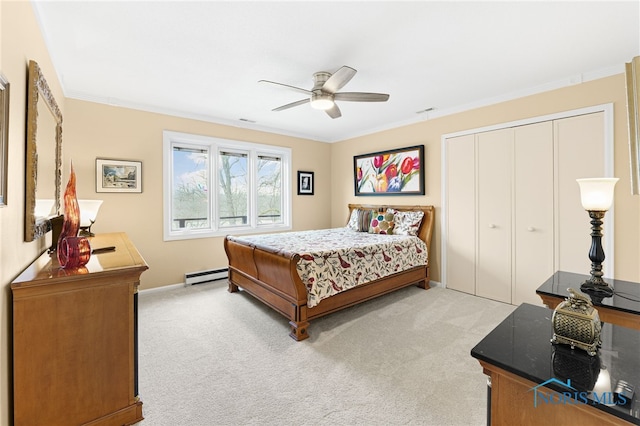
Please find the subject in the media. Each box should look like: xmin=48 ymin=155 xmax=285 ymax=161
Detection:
xmin=353 ymin=145 xmax=424 ymax=196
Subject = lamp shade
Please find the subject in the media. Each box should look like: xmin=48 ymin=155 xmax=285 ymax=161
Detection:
xmin=78 ymin=199 xmax=103 ymax=227
xmin=576 ymin=178 xmax=619 ymax=211
xmin=34 ymin=199 xmax=56 ymax=218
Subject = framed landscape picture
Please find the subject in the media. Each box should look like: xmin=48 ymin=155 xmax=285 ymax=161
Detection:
xmin=96 ymin=158 xmax=142 ymax=193
xmin=354 ymin=145 xmax=424 ymax=196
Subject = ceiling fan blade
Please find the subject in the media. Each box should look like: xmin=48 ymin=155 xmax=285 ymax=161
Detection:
xmin=272 ymin=98 xmax=310 ymax=111
xmin=259 ymin=80 xmax=312 ymax=95
xmin=334 ymin=92 xmax=390 ymax=102
xmin=325 ymin=103 xmax=342 ymax=119
xmin=322 ymin=66 xmax=357 ymax=93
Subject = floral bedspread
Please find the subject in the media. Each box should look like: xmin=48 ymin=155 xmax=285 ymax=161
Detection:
xmin=228 ymin=228 xmax=428 ymax=308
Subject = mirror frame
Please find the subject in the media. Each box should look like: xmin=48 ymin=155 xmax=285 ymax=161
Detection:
xmin=626 ymin=56 xmax=640 ymax=195
xmin=0 ymin=73 xmax=9 ymax=207
xmin=25 ymin=60 xmax=63 ymax=242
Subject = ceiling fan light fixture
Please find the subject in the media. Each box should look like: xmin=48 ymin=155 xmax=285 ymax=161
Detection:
xmin=261 ymin=66 xmax=389 ymax=118
xmin=310 ymin=93 xmax=334 ymax=110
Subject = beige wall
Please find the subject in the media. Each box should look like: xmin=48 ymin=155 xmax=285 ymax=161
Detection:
xmin=2 ymin=2 xmax=639 ymax=424
xmin=0 ymin=2 xmax=66 ymax=425
xmin=64 ymin=99 xmax=332 ymax=290
xmin=331 ymin=74 xmax=640 ymax=284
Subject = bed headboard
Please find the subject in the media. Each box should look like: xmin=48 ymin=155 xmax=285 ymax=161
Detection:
xmin=347 ymin=204 xmax=435 ymax=254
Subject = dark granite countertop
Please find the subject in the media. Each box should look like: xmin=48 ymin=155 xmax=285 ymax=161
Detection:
xmin=471 ymin=303 xmax=640 ymax=424
xmin=536 ymin=271 xmax=640 ymax=315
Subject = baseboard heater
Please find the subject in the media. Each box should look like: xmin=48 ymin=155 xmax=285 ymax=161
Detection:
xmin=184 ymin=268 xmax=228 ymax=286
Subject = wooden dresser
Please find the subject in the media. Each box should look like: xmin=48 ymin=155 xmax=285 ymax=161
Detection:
xmin=11 ymin=233 xmax=148 ymax=426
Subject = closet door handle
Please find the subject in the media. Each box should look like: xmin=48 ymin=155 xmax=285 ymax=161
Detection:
xmin=527 ymin=226 xmax=535 ymax=232
xmin=488 ymin=224 xmax=496 ymax=229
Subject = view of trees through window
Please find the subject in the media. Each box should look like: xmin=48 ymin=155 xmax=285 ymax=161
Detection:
xmin=256 ymin=155 xmax=282 ymax=225
xmin=171 ymin=146 xmax=209 ymax=231
xmin=217 ymin=151 xmax=248 ymax=227
xmin=164 ymin=131 xmax=290 ymax=240
xmin=215 ymin=152 xmax=283 ymax=226
xmin=170 ymin=146 xmax=283 ymax=231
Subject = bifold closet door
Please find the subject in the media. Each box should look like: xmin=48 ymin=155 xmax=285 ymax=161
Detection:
xmin=445 ymin=134 xmax=476 ymax=294
xmin=513 ymin=122 xmax=554 ymax=305
xmin=444 ymin=111 xmax=607 ymax=304
xmin=476 ymin=129 xmax=512 ymax=304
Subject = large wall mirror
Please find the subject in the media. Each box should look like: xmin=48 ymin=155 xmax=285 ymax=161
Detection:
xmin=25 ymin=60 xmax=63 ymax=242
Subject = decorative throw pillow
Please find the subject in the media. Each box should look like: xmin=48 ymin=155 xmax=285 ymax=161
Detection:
xmin=393 ymin=210 xmax=425 ymax=236
xmin=357 ymin=209 xmax=375 ymax=232
xmin=347 ymin=208 xmax=360 ymax=231
xmin=369 ymin=209 xmax=395 ymax=234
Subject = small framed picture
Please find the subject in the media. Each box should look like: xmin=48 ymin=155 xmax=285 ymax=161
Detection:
xmin=297 ymin=171 xmax=314 ymax=195
xmin=96 ymin=158 xmax=142 ymax=193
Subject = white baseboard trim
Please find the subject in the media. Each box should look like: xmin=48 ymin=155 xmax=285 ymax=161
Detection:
xmin=138 ymin=283 xmax=185 ymax=294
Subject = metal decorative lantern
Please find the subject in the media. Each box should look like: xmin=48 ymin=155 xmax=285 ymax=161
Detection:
xmin=551 ymin=288 xmax=602 ymax=356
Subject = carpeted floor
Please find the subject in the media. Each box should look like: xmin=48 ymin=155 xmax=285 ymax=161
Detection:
xmin=137 ymin=282 xmax=516 ymax=425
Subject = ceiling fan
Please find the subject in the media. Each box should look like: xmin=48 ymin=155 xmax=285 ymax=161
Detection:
xmin=259 ymin=65 xmax=389 ymax=119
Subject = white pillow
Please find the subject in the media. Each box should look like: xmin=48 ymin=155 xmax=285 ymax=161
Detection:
xmin=346 ymin=208 xmax=360 ymax=231
xmin=393 ymin=210 xmax=424 ymax=236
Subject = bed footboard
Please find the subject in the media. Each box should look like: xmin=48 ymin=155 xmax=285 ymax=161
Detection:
xmin=224 ymin=237 xmax=311 ymax=340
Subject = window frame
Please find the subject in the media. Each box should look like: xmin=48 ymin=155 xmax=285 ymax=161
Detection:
xmin=163 ymin=131 xmax=291 ymax=241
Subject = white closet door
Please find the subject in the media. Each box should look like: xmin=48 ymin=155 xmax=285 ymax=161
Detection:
xmin=513 ymin=122 xmax=554 ymax=305
xmin=445 ymin=134 xmax=476 ymax=294
xmin=555 ymin=112 xmax=605 ymax=275
xmin=476 ymin=129 xmax=512 ymax=303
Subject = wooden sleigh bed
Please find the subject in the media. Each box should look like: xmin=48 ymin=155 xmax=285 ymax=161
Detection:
xmin=224 ymin=204 xmax=435 ymax=341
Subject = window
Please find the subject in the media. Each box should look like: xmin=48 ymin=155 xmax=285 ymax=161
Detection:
xmin=163 ymin=131 xmax=291 ymax=240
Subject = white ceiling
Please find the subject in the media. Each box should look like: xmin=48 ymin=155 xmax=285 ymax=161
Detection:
xmin=33 ymin=1 xmax=640 ymax=143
